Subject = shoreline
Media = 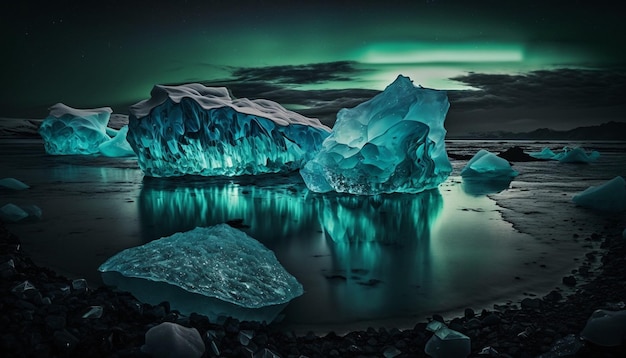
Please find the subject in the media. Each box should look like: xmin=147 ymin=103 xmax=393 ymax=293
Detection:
xmin=2 ymin=219 xmax=625 ymax=357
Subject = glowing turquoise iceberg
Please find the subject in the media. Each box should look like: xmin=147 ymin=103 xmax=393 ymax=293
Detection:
xmin=39 ymin=103 xmax=113 ymax=155
xmin=127 ymin=83 xmax=331 ymax=177
xmin=300 ymin=75 xmax=452 ymax=195
xmin=98 ymin=224 xmax=303 ymax=321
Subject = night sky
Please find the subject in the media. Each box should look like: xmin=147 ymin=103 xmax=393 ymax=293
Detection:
xmin=2 ymin=0 xmax=625 ymax=135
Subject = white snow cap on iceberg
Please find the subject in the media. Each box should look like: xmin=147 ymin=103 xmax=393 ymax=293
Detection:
xmin=129 ymin=83 xmax=329 ymax=129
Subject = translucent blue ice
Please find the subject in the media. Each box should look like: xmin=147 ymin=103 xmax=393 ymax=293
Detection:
xmin=529 ymin=146 xmax=600 ymax=163
xmin=98 ymin=125 xmax=136 ymax=157
xmin=126 ymin=83 xmax=331 ymax=177
xmin=572 ymin=176 xmax=626 ymax=212
xmin=300 ymin=75 xmax=452 ymax=195
xmin=38 ymin=104 xmax=135 ymax=157
xmin=461 ymin=149 xmax=519 ymax=178
xmin=98 ymin=224 xmax=303 ymax=309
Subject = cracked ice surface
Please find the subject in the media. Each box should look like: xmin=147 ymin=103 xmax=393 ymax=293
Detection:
xmin=127 ymin=83 xmax=331 ymax=177
xmin=39 ymin=103 xmax=113 ymax=155
xmin=98 ymin=224 xmax=303 ymax=309
xmin=300 ymin=75 xmax=452 ymax=195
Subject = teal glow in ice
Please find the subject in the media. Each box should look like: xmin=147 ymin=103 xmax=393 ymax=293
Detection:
xmin=98 ymin=224 xmax=303 ymax=309
xmin=127 ymin=83 xmax=331 ymax=177
xmin=300 ymin=75 xmax=452 ymax=195
xmin=39 ymin=103 xmax=112 ymax=155
xmin=461 ymin=149 xmax=518 ymax=178
xmin=98 ymin=125 xmax=136 ymax=157
xmin=529 ymin=147 xmax=600 ymax=163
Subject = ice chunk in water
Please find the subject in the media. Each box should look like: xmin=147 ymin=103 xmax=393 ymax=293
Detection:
xmin=461 ymin=149 xmax=518 ymax=178
xmin=0 ymin=204 xmax=29 ymax=222
xmin=300 ymin=75 xmax=452 ymax=195
xmin=529 ymin=146 xmax=599 ymax=163
xmin=39 ymin=103 xmax=112 ymax=155
xmin=142 ymin=322 xmax=205 ymax=358
xmin=572 ymin=176 xmax=626 ymax=212
xmin=99 ymin=224 xmax=303 ymax=321
xmin=0 ymin=178 xmax=29 ymax=190
xmin=580 ymin=309 xmax=626 ymax=347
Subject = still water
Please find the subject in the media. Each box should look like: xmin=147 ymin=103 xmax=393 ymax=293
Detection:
xmin=2 ymin=139 xmax=623 ymax=332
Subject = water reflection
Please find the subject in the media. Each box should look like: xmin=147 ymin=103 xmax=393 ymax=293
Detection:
xmin=138 ymin=175 xmax=318 ymax=245
xmin=461 ymin=177 xmax=513 ymax=196
xmin=136 ymin=176 xmax=446 ymax=324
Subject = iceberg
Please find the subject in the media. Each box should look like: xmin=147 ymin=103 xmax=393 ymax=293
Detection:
xmin=99 ymin=224 xmax=303 ymax=322
xmin=98 ymin=125 xmax=135 ymax=157
xmin=126 ymin=83 xmax=330 ymax=177
xmin=461 ymin=149 xmax=518 ymax=178
xmin=0 ymin=203 xmax=41 ymax=222
xmin=529 ymin=146 xmax=600 ymax=163
xmin=572 ymin=176 xmax=626 ymax=212
xmin=39 ymin=103 xmax=113 ymax=155
xmin=300 ymin=75 xmax=451 ymax=195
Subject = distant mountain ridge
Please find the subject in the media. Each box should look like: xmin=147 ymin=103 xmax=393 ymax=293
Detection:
xmin=455 ymin=121 xmax=626 ymax=140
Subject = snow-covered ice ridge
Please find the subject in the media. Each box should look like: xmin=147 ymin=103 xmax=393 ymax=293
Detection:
xmin=127 ymin=83 xmax=331 ymax=177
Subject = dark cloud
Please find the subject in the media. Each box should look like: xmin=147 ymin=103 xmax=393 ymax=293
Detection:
xmin=185 ymin=61 xmax=379 ymax=126
xmin=449 ymin=67 xmax=626 ymax=110
xmin=229 ymin=61 xmax=362 ymax=85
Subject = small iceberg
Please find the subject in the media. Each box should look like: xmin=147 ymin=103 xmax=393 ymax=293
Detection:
xmin=529 ymin=146 xmax=599 ymax=163
xmin=99 ymin=224 xmax=303 ymax=322
xmin=572 ymin=176 xmax=626 ymax=212
xmin=461 ymin=149 xmax=518 ymax=178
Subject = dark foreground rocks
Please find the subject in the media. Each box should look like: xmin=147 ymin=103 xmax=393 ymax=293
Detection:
xmin=1 ymin=220 xmax=625 ymax=358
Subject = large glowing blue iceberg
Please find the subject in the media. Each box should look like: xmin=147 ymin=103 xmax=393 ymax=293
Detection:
xmin=461 ymin=149 xmax=518 ymax=178
xmin=300 ymin=75 xmax=451 ymax=195
xmin=39 ymin=103 xmax=112 ymax=155
xmin=98 ymin=224 xmax=303 ymax=321
xmin=529 ymin=147 xmax=599 ymax=163
xmin=127 ymin=83 xmax=331 ymax=177
xmin=572 ymin=176 xmax=626 ymax=212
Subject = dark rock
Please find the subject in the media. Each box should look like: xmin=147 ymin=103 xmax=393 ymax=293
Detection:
xmin=53 ymin=329 xmax=79 ymax=351
xmin=481 ymin=313 xmax=501 ymax=326
xmin=498 ymin=146 xmax=543 ymax=162
xmin=521 ymin=298 xmax=543 ymax=310
xmin=562 ymin=276 xmax=577 ymax=286
xmin=464 ymin=308 xmax=475 ymax=320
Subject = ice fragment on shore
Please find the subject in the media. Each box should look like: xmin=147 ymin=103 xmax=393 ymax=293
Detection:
xmin=424 ymin=326 xmax=471 ymax=358
xmin=99 ymin=224 xmax=303 ymax=320
xmin=529 ymin=146 xmax=599 ymax=163
xmin=126 ymin=83 xmax=330 ymax=177
xmin=0 ymin=178 xmax=30 ymax=190
xmin=572 ymin=176 xmax=626 ymax=212
xmin=39 ymin=103 xmax=113 ymax=155
xmin=300 ymin=75 xmax=452 ymax=195
xmin=460 ymin=149 xmax=518 ymax=178
xmin=142 ymin=322 xmax=205 ymax=358
xmin=580 ymin=309 xmax=626 ymax=347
